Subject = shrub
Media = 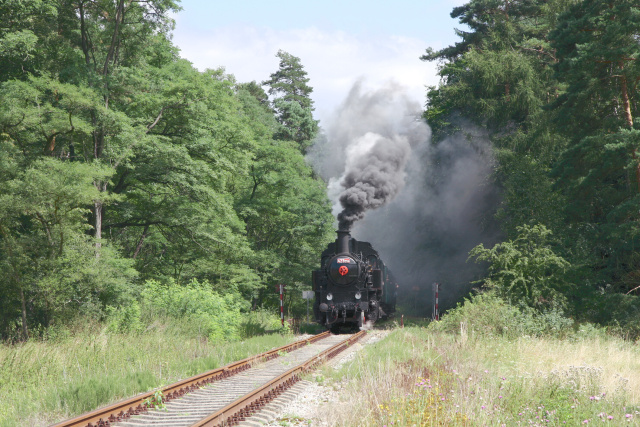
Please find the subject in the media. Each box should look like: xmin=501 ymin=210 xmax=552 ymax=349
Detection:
xmin=469 ymin=224 xmax=572 ymax=309
xmin=105 ymin=302 xmax=143 ymax=334
xmin=577 ymin=291 xmax=640 ymax=340
xmin=140 ymin=279 xmax=248 ymax=341
xmin=431 ymin=292 xmax=574 ymax=339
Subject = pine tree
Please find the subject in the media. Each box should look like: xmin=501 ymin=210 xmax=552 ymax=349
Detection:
xmin=549 ymin=0 xmax=640 ymax=292
xmin=263 ymin=50 xmax=315 ymax=110
xmin=263 ymin=50 xmax=318 ymax=152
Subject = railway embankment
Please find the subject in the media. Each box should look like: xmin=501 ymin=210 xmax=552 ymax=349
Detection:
xmin=262 ymin=323 xmax=640 ymax=426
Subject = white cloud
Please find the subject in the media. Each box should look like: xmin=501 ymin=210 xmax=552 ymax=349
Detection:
xmin=172 ymin=24 xmax=440 ymax=123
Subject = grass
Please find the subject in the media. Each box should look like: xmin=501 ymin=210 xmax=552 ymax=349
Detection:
xmin=0 ymin=317 xmax=295 ymax=426
xmin=313 ymin=326 xmax=640 ymax=426
xmin=6 ymin=311 xmax=640 ymax=426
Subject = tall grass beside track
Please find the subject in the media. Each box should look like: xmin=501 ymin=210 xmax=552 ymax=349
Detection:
xmin=0 ymin=316 xmax=294 ymax=427
xmin=316 ymin=326 xmax=640 ymax=426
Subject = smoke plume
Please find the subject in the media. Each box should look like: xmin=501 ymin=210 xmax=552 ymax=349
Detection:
xmin=308 ymin=80 xmax=429 ymax=230
xmin=337 ymin=132 xmax=410 ymax=230
xmin=308 ymin=81 xmax=501 ymax=315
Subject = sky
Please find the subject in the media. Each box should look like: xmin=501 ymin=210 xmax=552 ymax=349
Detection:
xmin=171 ymin=0 xmax=468 ymax=123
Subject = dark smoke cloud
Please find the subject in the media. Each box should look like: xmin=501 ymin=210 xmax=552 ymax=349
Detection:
xmin=352 ymin=129 xmax=501 ymax=314
xmin=308 ymin=81 xmax=501 ymax=316
xmin=307 ymin=80 xmax=429 ymax=229
xmin=337 ymin=133 xmax=410 ymax=230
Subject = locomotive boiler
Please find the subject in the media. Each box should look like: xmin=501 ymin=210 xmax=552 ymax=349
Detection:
xmin=312 ymin=230 xmax=397 ymax=331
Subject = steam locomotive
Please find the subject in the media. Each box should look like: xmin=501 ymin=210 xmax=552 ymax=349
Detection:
xmin=312 ymin=230 xmax=397 ymax=331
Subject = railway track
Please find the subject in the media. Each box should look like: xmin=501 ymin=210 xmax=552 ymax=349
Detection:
xmin=51 ymin=330 xmax=365 ymax=427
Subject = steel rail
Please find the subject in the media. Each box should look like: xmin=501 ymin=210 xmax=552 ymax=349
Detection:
xmin=50 ymin=331 xmax=331 ymax=427
xmin=191 ymin=330 xmax=367 ymax=427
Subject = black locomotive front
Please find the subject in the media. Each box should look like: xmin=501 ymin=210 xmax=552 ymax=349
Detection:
xmin=312 ymin=230 xmax=396 ymax=330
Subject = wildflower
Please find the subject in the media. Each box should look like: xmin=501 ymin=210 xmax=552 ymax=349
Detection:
xmin=481 ymin=406 xmax=486 ymax=410
xmin=499 ymin=396 xmax=503 ymax=399
xmin=583 ymin=420 xmax=589 ymax=424
xmin=626 ymin=414 xmax=632 ymax=419
xmin=608 ymin=416 xmax=614 ymax=420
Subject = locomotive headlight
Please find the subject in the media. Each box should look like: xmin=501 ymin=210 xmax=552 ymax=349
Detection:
xmin=355 ymin=291 xmax=362 ymax=300
xmin=326 ymin=293 xmax=333 ymax=301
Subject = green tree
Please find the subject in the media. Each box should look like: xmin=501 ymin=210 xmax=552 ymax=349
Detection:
xmin=263 ymin=50 xmax=314 ymax=110
xmin=469 ymin=224 xmax=571 ymax=309
xmin=263 ymin=50 xmax=318 ymax=152
xmin=549 ymin=0 xmax=640 ymax=292
xmin=235 ymin=83 xmax=334 ymax=305
xmin=0 ymin=0 xmax=335 ymax=338
xmin=0 ymin=153 xmax=136 ymax=338
xmin=422 ymin=0 xmax=570 ymax=140
xmin=422 ymin=0 xmax=572 ymax=241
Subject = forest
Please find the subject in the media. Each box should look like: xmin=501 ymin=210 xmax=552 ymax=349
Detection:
xmin=0 ymin=0 xmax=333 ymax=340
xmin=424 ymin=0 xmax=640 ymax=335
xmin=2 ymin=0 xmax=640 ymax=342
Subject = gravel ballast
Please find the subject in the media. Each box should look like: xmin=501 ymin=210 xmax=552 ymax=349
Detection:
xmin=239 ymin=330 xmax=390 ymax=427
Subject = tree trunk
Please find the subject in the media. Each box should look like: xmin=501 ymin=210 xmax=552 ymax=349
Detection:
xmin=20 ymin=287 xmax=28 ymax=340
xmin=93 ymin=180 xmax=108 ymax=256
xmin=94 ymin=199 xmax=102 ymax=256
xmin=620 ymin=69 xmax=640 ymax=193
xmin=133 ymin=224 xmax=149 ymax=259
xmin=621 ymin=72 xmax=633 ymax=128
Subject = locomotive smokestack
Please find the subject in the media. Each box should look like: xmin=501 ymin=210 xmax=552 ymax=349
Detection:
xmin=336 ymin=229 xmax=351 ymax=254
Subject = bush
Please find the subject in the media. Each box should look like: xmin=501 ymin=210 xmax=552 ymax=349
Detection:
xmin=106 ymin=302 xmax=143 ymax=334
xmin=140 ymin=279 xmax=248 ymax=341
xmin=430 ymin=292 xmax=574 ymax=339
xmin=576 ymin=291 xmax=640 ymax=340
xmin=469 ymin=224 xmax=572 ymax=309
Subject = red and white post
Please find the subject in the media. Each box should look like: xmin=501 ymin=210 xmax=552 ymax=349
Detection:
xmin=279 ymin=284 xmax=284 ymax=327
xmin=432 ymin=282 xmax=440 ymax=321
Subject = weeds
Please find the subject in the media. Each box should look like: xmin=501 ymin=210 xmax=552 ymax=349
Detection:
xmin=143 ymin=389 xmax=166 ymax=410
xmin=313 ymin=327 xmax=640 ymax=426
